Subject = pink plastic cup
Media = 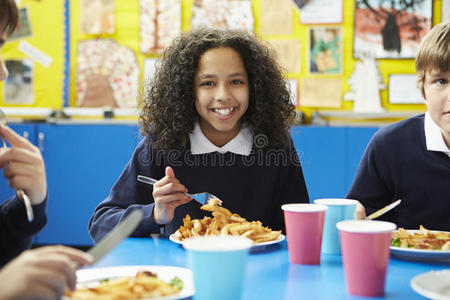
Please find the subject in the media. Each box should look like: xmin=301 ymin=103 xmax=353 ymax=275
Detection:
xmin=281 ymin=203 xmax=328 ymax=265
xmin=337 ymin=220 xmax=396 ymax=297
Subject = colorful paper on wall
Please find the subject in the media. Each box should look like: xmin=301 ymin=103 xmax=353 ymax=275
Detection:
xmin=8 ymin=7 xmax=32 ymax=41
xmin=3 ymin=59 xmax=34 ymax=104
xmin=76 ymin=39 xmax=139 ymax=108
xmin=260 ymin=0 xmax=293 ymax=35
xmin=140 ymin=0 xmax=181 ymax=54
xmin=300 ymin=78 xmax=341 ymax=108
xmin=80 ymin=0 xmax=115 ymax=34
xmin=309 ymin=27 xmax=342 ymax=74
xmin=191 ymin=0 xmax=254 ymax=31
xmin=267 ymin=39 xmax=301 ymax=74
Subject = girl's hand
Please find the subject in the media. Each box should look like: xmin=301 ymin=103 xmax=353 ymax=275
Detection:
xmin=152 ymin=166 xmax=192 ymax=224
xmin=0 ymin=245 xmax=93 ymax=300
xmin=0 ymin=124 xmax=47 ymax=205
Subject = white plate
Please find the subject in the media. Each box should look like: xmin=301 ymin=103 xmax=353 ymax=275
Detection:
xmin=169 ymin=233 xmax=285 ymax=251
xmin=66 ymin=265 xmax=194 ymax=300
xmin=411 ymin=269 xmax=450 ymax=299
xmin=390 ymin=230 xmax=450 ymax=262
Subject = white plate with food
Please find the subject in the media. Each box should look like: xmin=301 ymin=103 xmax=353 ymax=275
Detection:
xmin=64 ymin=265 xmax=194 ymax=300
xmin=390 ymin=228 xmax=450 ymax=262
xmin=411 ymin=269 xmax=450 ymax=299
xmin=169 ymin=233 xmax=285 ymax=251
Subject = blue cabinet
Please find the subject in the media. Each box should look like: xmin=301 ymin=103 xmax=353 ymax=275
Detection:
xmin=290 ymin=126 xmax=379 ymax=202
xmin=35 ymin=123 xmax=141 ymax=246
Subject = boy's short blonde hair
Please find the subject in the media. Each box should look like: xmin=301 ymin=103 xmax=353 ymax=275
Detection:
xmin=415 ymin=20 xmax=450 ymax=98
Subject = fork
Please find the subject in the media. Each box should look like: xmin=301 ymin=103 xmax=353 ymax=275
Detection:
xmin=137 ymin=175 xmax=223 ymax=206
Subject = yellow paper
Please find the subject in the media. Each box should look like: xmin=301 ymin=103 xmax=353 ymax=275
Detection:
xmin=260 ymin=0 xmax=293 ymax=35
xmin=300 ymin=78 xmax=342 ymax=108
xmin=267 ymin=39 xmax=301 ymax=74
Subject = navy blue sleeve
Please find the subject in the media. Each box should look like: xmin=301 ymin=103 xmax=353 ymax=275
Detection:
xmin=88 ymin=138 xmax=164 ymax=243
xmin=268 ymin=137 xmax=309 ymax=231
xmin=0 ymin=195 xmax=47 ymax=267
xmin=346 ymin=130 xmax=393 ymax=214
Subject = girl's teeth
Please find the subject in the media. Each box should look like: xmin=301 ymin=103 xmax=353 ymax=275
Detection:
xmin=214 ymin=108 xmax=234 ymax=115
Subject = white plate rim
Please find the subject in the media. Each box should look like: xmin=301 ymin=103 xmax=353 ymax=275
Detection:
xmin=66 ymin=265 xmax=194 ymax=300
xmin=169 ymin=233 xmax=285 ymax=250
xmin=411 ymin=269 xmax=450 ymax=300
xmin=390 ymin=229 xmax=450 ymax=261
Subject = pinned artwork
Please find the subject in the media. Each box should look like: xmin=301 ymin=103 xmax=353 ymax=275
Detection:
xmin=344 ymin=55 xmax=385 ymax=112
xmin=191 ymin=0 xmax=254 ymax=31
xmin=8 ymin=7 xmax=32 ymax=41
xmin=140 ymin=0 xmax=181 ymax=54
xmin=443 ymin=0 xmax=450 ymax=21
xmin=3 ymin=60 xmax=34 ymax=104
xmin=309 ymin=27 xmax=342 ymax=74
xmin=300 ymin=78 xmax=342 ymax=108
xmin=354 ymin=0 xmax=432 ymax=59
xmin=260 ymin=0 xmax=292 ymax=35
xmin=76 ymin=39 xmax=139 ymax=108
xmin=297 ymin=0 xmax=343 ymax=24
xmin=80 ymin=0 xmax=115 ymax=34
xmin=267 ymin=39 xmax=301 ymax=74
xmin=287 ymin=79 xmax=298 ymax=107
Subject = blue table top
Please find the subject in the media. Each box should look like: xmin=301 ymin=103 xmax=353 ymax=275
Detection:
xmin=91 ymin=236 xmax=450 ymax=300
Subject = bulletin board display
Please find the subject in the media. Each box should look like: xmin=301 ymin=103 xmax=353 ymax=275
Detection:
xmin=0 ymin=0 xmax=65 ymax=109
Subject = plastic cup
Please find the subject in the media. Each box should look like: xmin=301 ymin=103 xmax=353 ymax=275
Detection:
xmin=313 ymin=198 xmax=358 ymax=255
xmin=183 ymin=235 xmax=252 ymax=300
xmin=337 ymin=220 xmax=396 ymax=297
xmin=281 ymin=203 xmax=328 ymax=265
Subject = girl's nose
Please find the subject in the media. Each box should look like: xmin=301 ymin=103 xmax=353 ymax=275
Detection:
xmin=0 ymin=59 xmax=8 ymax=81
xmin=216 ymin=84 xmax=231 ymax=102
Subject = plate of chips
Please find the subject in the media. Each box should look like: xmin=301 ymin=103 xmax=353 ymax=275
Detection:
xmin=390 ymin=226 xmax=450 ymax=261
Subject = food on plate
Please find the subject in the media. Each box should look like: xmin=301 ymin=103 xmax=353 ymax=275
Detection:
xmin=174 ymin=198 xmax=281 ymax=244
xmin=65 ymin=270 xmax=183 ymax=299
xmin=392 ymin=225 xmax=450 ymax=251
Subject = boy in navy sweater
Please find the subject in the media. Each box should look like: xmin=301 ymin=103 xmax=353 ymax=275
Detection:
xmin=348 ymin=20 xmax=450 ymax=231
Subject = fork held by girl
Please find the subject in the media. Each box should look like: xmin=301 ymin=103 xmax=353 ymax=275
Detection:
xmin=88 ymin=27 xmax=309 ymax=242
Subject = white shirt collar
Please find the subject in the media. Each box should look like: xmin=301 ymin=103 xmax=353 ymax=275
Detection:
xmin=189 ymin=122 xmax=253 ymax=155
xmin=424 ymin=111 xmax=450 ymax=156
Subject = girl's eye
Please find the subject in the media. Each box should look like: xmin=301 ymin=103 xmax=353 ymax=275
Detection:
xmin=231 ymin=79 xmax=244 ymax=85
xmin=200 ymin=81 xmax=215 ymax=87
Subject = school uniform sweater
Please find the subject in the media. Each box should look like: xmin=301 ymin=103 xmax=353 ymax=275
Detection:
xmin=347 ymin=114 xmax=450 ymax=230
xmin=0 ymin=197 xmax=47 ymax=267
xmin=88 ymin=136 xmax=309 ymax=242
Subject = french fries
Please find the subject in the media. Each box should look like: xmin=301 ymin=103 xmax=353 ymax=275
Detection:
xmin=174 ymin=198 xmax=281 ymax=244
xmin=65 ymin=270 xmax=182 ymax=300
xmin=392 ymin=225 xmax=450 ymax=251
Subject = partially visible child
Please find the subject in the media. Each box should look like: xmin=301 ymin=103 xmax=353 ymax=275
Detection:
xmin=0 ymin=1 xmax=92 ymax=299
xmin=348 ymin=20 xmax=450 ymax=230
xmin=89 ymin=27 xmax=309 ymax=241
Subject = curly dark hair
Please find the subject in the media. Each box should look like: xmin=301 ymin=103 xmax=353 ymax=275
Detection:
xmin=139 ymin=27 xmax=295 ymax=150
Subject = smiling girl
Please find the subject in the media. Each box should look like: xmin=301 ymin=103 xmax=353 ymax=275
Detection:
xmin=89 ymin=27 xmax=309 ymax=241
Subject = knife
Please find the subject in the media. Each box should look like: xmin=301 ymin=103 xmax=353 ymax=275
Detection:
xmin=366 ymin=199 xmax=402 ymax=220
xmin=87 ymin=209 xmax=143 ymax=264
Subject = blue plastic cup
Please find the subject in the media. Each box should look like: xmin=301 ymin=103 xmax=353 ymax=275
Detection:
xmin=313 ymin=199 xmax=358 ymax=255
xmin=183 ymin=236 xmax=252 ymax=300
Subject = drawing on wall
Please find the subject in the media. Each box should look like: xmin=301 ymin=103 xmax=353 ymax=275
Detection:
xmin=192 ymin=0 xmax=254 ymax=31
xmin=309 ymin=27 xmax=342 ymax=74
xmin=354 ymin=0 xmax=432 ymax=59
xmin=80 ymin=0 xmax=115 ymax=34
xmin=8 ymin=7 xmax=32 ymax=41
xmin=76 ymin=39 xmax=139 ymax=108
xmin=140 ymin=0 xmax=181 ymax=54
xmin=287 ymin=79 xmax=298 ymax=107
xmin=3 ymin=60 xmax=34 ymax=104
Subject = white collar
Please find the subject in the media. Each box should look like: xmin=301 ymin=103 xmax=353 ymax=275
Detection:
xmin=424 ymin=111 xmax=450 ymax=156
xmin=189 ymin=122 xmax=253 ymax=155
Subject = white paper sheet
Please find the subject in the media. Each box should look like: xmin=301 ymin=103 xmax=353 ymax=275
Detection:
xmin=298 ymin=0 xmax=343 ymax=24
xmin=388 ymin=74 xmax=424 ymax=104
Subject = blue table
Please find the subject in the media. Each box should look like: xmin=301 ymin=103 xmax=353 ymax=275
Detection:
xmin=93 ymin=237 xmax=449 ymax=299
